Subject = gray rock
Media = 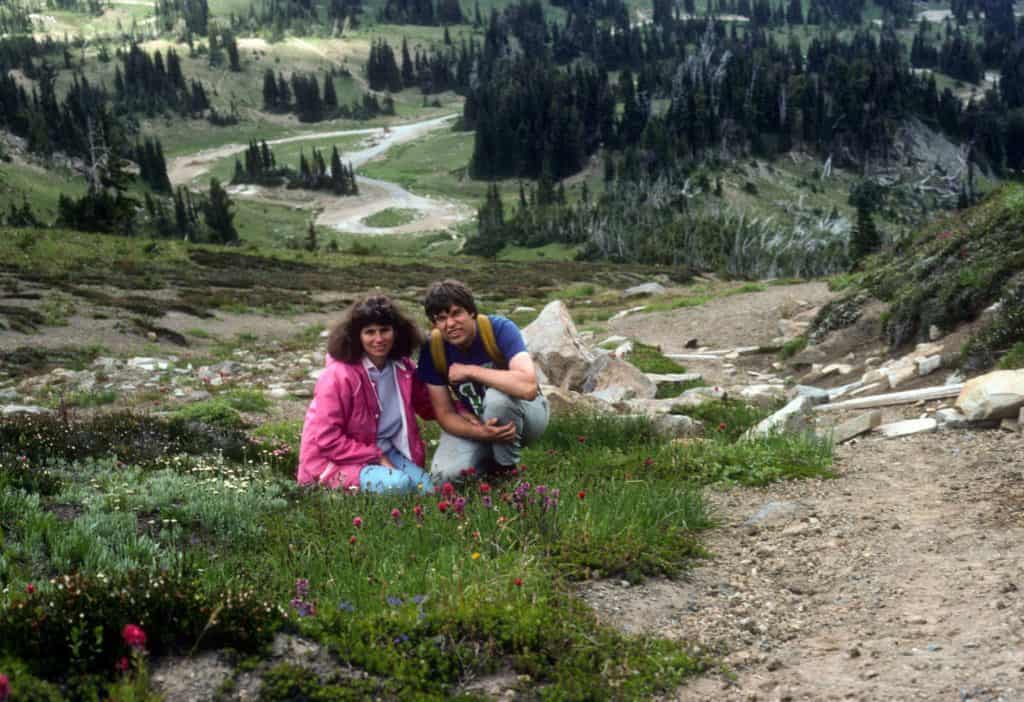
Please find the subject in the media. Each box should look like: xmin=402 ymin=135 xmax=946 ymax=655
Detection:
xmin=827 ymin=410 xmax=882 ymax=444
xmin=744 ymin=501 xmax=809 ymax=528
xmin=582 ymin=355 xmax=656 ymax=400
xmin=935 ymin=408 xmax=970 ymax=428
xmin=0 ymin=387 xmax=19 ymax=402
xmin=211 ymin=360 xmax=243 ymax=376
xmin=522 ymin=301 xmax=596 ymax=391
xmin=739 ymin=383 xmax=787 ymax=408
xmin=268 ymin=387 xmax=290 ymax=399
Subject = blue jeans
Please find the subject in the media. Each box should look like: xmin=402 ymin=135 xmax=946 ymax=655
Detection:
xmin=360 ymin=448 xmax=434 ymax=495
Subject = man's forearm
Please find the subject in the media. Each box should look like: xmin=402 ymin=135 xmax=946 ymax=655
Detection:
xmin=465 ymin=366 xmax=537 ymax=400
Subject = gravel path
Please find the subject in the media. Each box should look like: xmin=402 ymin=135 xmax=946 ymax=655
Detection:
xmin=583 ymin=429 xmax=1024 ymax=701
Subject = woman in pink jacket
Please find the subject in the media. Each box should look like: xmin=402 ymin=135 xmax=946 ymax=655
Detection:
xmin=298 ymin=295 xmax=435 ymax=494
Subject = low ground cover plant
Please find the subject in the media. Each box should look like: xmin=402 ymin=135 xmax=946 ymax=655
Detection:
xmin=0 ymin=406 xmax=831 ymax=697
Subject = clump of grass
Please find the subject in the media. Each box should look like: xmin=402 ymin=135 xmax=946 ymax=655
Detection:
xmin=360 ymin=208 xmax=419 ymax=228
xmin=672 ymin=398 xmax=773 ymax=441
xmin=779 ymin=335 xmax=808 ymax=359
xmin=655 ymin=378 xmax=705 ymax=399
xmin=221 ymin=388 xmax=270 ymax=413
xmin=629 ymin=341 xmax=687 ymax=374
xmin=46 ymin=389 xmax=119 ymax=409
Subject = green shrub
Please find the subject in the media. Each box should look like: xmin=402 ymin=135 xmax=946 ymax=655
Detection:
xmin=962 ymin=280 xmax=1024 ymax=371
xmin=997 ymin=341 xmax=1024 ymax=369
xmin=0 ymin=568 xmax=281 ymax=679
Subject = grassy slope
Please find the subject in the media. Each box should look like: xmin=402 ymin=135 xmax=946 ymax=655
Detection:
xmin=819 ymin=184 xmax=1024 ymax=360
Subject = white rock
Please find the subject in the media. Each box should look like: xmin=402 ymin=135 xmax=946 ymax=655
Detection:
xmin=877 ymin=417 xmax=938 ymax=438
xmin=850 ymin=382 xmax=883 ymax=397
xmin=882 ymin=364 xmax=917 ymax=389
xmin=2 ymin=404 xmax=52 ymax=416
xmin=650 ymin=413 xmax=701 ymax=438
xmin=929 ymin=325 xmax=942 ymax=341
xmin=269 ymin=387 xmax=289 ymax=399
xmin=307 ymin=369 xmax=324 ymax=381
xmin=128 ymin=357 xmax=170 ymax=372
xmin=955 ymin=370 xmax=1024 ymax=421
xmin=522 ymin=301 xmax=596 ymax=391
xmin=513 ymin=306 xmax=537 ymax=313
xmin=822 ymin=363 xmax=854 ymax=376
xmin=916 ymin=355 xmax=942 ymax=377
xmin=622 ymin=282 xmax=667 ymax=298
xmin=827 ymin=380 xmax=865 ymax=401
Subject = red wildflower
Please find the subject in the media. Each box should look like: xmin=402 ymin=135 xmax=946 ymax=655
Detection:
xmin=390 ymin=508 xmax=401 ymax=522
xmin=0 ymin=673 xmax=9 ymax=701
xmin=352 ymin=516 xmax=363 ymax=529
xmin=577 ymin=435 xmax=586 ymax=443
xmin=437 ymin=501 xmax=450 ymax=513
xmin=514 ymin=577 xmax=523 ymax=587
xmin=349 ymin=535 xmax=357 ymax=545
xmin=718 ymin=422 xmax=727 ymax=431
xmin=442 ymin=482 xmax=455 ymax=496
xmin=115 ymin=657 xmax=130 ymax=673
xmin=413 ymin=504 xmax=424 ymax=521
xmin=479 ymin=482 xmax=491 ymax=494
xmin=644 ymin=457 xmax=654 ymax=467
xmin=25 ymin=583 xmax=34 ymax=595
xmin=121 ymin=623 xmax=147 ymax=649
xmin=577 ymin=490 xmax=586 ymax=500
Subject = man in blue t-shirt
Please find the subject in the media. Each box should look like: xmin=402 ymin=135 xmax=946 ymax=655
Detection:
xmin=418 ymin=279 xmax=549 ymax=481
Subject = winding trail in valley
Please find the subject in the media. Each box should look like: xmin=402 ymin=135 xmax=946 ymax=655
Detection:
xmin=166 ymin=113 xmax=473 ymax=235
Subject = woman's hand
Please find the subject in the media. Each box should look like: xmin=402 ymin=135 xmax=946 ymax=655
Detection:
xmin=379 ymin=453 xmax=395 ymax=468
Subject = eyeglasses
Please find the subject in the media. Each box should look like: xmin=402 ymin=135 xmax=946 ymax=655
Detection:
xmin=432 ymin=308 xmax=469 ymax=325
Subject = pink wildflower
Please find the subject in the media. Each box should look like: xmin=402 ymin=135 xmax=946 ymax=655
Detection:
xmin=115 ymin=657 xmax=130 ymax=673
xmin=121 ymin=623 xmax=147 ymax=649
xmin=352 ymin=516 xmax=363 ymax=529
xmin=391 ymin=508 xmax=401 ymax=522
xmin=0 ymin=673 xmax=9 ymax=701
xmin=437 ymin=500 xmax=450 ymax=513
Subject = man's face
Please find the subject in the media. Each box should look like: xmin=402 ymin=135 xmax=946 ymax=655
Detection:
xmin=433 ymin=304 xmax=476 ymax=349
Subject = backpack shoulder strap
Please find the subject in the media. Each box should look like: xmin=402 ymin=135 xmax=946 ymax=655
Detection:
xmin=477 ymin=315 xmax=506 ymax=368
xmin=429 ymin=328 xmax=448 ymax=381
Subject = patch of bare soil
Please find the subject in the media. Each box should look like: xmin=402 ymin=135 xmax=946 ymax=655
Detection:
xmin=584 ymin=429 xmax=1024 ymax=701
xmin=611 ymin=282 xmax=833 ymax=351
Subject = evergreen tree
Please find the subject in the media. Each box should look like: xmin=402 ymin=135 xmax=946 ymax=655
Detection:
xmin=204 ymin=177 xmax=239 ymax=244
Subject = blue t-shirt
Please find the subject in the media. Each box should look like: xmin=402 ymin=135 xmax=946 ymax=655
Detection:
xmin=417 ymin=315 xmax=527 ymax=417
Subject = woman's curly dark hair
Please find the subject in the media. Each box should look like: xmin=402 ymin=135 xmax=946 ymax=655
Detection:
xmin=327 ymin=295 xmax=425 ymax=363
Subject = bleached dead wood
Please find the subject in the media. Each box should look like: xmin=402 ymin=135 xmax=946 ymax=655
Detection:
xmin=813 ymin=384 xmax=964 ymax=412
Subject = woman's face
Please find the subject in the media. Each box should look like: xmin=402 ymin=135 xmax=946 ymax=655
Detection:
xmin=360 ymin=323 xmax=395 ymax=366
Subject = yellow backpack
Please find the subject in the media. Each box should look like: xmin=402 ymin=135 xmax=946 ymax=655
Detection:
xmin=429 ymin=314 xmax=506 ymax=385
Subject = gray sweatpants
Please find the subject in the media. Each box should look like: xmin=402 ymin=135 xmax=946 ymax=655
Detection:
xmin=430 ymin=387 xmax=549 ymax=481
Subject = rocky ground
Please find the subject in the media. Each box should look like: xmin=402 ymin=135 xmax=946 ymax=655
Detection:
xmin=582 ymin=428 xmax=1023 ymax=701
xmin=3 ymin=281 xmax=1022 ymax=700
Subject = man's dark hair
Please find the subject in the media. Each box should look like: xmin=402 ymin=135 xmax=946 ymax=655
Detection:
xmin=327 ymin=295 xmax=424 ymax=363
xmin=423 ymin=279 xmax=478 ymax=321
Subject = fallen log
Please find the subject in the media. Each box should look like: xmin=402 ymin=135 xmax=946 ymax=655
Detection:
xmin=812 ymin=384 xmax=964 ymax=412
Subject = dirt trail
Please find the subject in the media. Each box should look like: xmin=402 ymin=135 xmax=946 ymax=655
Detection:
xmin=585 ymin=285 xmax=1024 ymax=701
xmin=167 ymin=114 xmax=470 ymax=234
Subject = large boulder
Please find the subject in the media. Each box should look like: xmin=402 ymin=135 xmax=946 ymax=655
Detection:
xmin=581 ymin=355 xmax=657 ymax=401
xmin=522 ymin=301 xmax=595 ymax=391
xmin=955 ymin=370 xmax=1024 ymax=421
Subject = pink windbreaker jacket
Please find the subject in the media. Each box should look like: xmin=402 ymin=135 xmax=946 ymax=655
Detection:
xmin=297 ymin=355 xmax=434 ymax=490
